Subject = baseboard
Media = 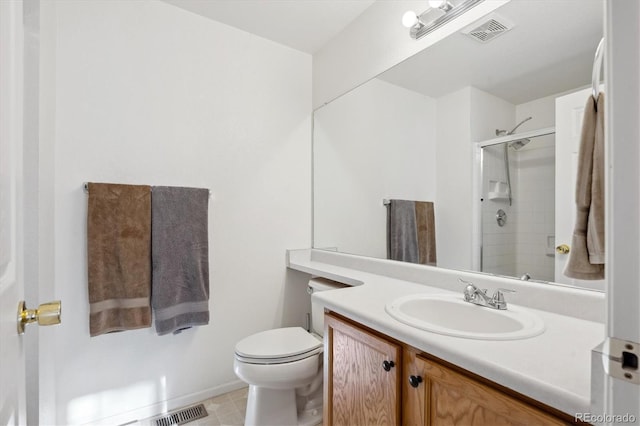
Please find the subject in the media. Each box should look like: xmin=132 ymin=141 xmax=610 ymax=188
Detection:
xmin=84 ymin=380 xmax=247 ymax=426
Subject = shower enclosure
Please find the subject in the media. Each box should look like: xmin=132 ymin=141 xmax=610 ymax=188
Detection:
xmin=479 ymin=131 xmax=556 ymax=281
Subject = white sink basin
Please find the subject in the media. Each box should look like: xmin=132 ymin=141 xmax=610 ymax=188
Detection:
xmin=385 ymin=293 xmax=545 ymax=340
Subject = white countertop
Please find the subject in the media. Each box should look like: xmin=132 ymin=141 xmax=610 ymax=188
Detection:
xmin=288 ymin=249 xmax=605 ymax=417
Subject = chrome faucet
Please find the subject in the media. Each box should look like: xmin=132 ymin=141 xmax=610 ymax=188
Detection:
xmin=459 ymin=279 xmax=514 ymax=310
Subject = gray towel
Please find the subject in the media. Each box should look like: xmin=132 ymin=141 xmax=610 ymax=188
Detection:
xmin=387 ymin=200 xmax=419 ymax=263
xmin=564 ymin=93 xmax=605 ymax=280
xmin=387 ymin=199 xmax=437 ymax=265
xmin=151 ymin=186 xmax=210 ymax=335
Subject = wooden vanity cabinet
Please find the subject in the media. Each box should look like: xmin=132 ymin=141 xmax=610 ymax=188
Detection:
xmin=324 ymin=313 xmax=402 ymax=426
xmin=325 ymin=313 xmax=573 ymax=426
xmin=403 ymin=348 xmax=567 ymax=426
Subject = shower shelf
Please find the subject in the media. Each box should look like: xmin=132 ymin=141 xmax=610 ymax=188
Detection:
xmin=487 ymin=180 xmax=509 ymax=201
xmin=487 ymin=191 xmax=510 ymax=201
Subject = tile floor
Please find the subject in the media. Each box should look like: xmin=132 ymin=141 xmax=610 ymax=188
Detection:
xmin=138 ymin=387 xmax=248 ymax=426
xmin=196 ymin=387 xmax=248 ymax=426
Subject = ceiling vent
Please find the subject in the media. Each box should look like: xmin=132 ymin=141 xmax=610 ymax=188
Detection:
xmin=462 ymin=14 xmax=514 ymax=43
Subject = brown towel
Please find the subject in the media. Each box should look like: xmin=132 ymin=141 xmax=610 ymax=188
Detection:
xmin=87 ymin=183 xmax=152 ymax=336
xmin=564 ymin=93 xmax=605 ymax=280
xmin=416 ymin=201 xmax=437 ymax=266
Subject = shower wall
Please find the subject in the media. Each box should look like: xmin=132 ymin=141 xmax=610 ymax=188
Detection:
xmin=481 ymin=144 xmax=517 ymax=277
xmin=513 ymin=135 xmax=555 ymax=281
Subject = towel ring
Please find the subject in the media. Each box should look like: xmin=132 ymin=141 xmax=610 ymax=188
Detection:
xmin=592 ymin=37 xmax=605 ymax=106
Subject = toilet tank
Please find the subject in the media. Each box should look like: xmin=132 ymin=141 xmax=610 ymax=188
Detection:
xmin=308 ymin=278 xmax=346 ymax=336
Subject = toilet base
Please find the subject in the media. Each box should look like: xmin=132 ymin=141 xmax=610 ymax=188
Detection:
xmin=244 ymin=384 xmax=322 ymax=426
xmin=245 ymin=386 xmax=296 ymax=426
xmin=297 ymin=394 xmax=323 ymax=426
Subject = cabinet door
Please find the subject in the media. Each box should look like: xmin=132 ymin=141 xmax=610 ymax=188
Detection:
xmin=324 ymin=314 xmax=401 ymax=426
xmin=405 ymin=353 xmax=566 ymax=426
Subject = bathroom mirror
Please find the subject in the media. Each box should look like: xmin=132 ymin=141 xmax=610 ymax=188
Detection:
xmin=313 ymin=0 xmax=604 ymax=289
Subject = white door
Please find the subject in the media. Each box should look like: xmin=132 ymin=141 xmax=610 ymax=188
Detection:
xmin=0 ymin=0 xmax=27 ymax=424
xmin=554 ymin=87 xmax=605 ymax=291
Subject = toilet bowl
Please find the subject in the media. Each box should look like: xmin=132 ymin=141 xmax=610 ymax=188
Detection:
xmin=233 ymin=278 xmax=345 ymax=426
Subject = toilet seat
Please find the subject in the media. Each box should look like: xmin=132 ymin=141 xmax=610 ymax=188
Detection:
xmin=235 ymin=327 xmax=322 ymax=365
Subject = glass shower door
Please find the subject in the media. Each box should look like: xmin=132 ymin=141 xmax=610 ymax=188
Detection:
xmin=480 ymin=134 xmax=555 ymax=281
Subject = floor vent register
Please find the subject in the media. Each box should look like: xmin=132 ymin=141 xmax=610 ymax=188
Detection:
xmin=154 ymin=403 xmax=208 ymax=426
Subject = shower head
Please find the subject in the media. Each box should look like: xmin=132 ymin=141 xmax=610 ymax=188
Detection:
xmin=509 ymin=138 xmax=530 ymax=150
xmin=495 ymin=116 xmax=533 ymax=136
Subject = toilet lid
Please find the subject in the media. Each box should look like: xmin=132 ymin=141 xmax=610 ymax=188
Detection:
xmin=235 ymin=327 xmax=322 ymax=361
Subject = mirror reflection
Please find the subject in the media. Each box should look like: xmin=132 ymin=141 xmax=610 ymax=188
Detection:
xmin=480 ymin=131 xmax=555 ymax=282
xmin=313 ymin=0 xmax=604 ymax=290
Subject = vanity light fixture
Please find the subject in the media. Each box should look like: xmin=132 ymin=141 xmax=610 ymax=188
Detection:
xmin=402 ymin=0 xmax=485 ymax=40
xmin=428 ymin=0 xmax=453 ymax=12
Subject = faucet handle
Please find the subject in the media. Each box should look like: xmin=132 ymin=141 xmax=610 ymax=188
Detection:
xmin=458 ymin=278 xmax=473 ymax=286
xmin=458 ymin=278 xmax=477 ymax=301
xmin=491 ymin=288 xmax=515 ymax=309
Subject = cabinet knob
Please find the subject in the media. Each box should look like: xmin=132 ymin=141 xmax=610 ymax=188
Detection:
xmin=382 ymin=360 xmax=395 ymax=371
xmin=409 ymin=375 xmax=423 ymax=388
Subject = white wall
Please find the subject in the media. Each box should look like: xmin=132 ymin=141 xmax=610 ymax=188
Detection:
xmin=515 ymin=93 xmax=557 ymax=131
xmin=435 ymin=87 xmax=515 ymax=271
xmin=435 ymin=88 xmax=473 ymax=269
xmin=471 ymin=87 xmax=516 ymax=142
xmin=44 ymin=1 xmax=311 ymax=424
xmin=314 ymin=78 xmax=436 ymax=258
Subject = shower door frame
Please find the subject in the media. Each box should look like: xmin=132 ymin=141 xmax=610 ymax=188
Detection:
xmin=474 ymin=126 xmax=556 ymax=279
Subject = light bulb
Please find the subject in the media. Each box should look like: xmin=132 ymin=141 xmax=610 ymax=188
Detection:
xmin=428 ymin=0 xmax=452 ymax=11
xmin=402 ymin=10 xmax=418 ymax=28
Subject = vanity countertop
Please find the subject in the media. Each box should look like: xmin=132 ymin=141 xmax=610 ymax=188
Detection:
xmin=288 ymin=249 xmax=605 ymax=417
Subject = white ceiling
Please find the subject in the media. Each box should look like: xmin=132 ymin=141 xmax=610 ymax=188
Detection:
xmin=161 ymin=0 xmax=603 ymax=105
xmin=162 ymin=0 xmax=376 ymax=54
xmin=378 ymin=0 xmax=604 ymax=104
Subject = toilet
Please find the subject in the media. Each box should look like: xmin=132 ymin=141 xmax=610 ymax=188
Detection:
xmin=234 ymin=278 xmax=344 ymax=426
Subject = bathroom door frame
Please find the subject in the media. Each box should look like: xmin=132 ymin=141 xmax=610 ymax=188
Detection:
xmin=593 ymin=0 xmax=640 ymax=421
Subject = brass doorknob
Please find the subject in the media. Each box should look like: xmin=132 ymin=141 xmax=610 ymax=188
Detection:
xmin=17 ymin=300 xmax=61 ymax=335
xmin=556 ymin=244 xmax=570 ymax=254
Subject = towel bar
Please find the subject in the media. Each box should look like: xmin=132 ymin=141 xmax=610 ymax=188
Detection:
xmin=82 ymin=182 xmax=211 ymax=198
